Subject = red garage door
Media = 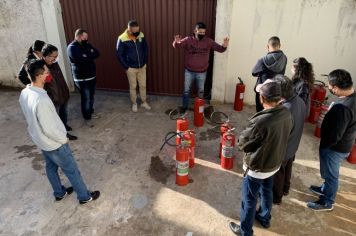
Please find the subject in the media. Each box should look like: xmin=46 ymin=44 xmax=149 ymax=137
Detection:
xmin=60 ymin=0 xmax=217 ymax=96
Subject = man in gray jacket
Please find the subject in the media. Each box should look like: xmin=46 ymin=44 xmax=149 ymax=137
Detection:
xmin=19 ymin=60 xmax=100 ymax=204
xmin=272 ymin=75 xmax=306 ymax=204
xmin=229 ymin=79 xmax=293 ymax=236
xmin=252 ymin=36 xmax=287 ymax=112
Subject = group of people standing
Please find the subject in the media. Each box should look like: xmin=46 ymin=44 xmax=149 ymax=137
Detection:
xmin=229 ymin=37 xmax=356 ymax=236
xmin=17 ymin=20 xmax=228 ymax=205
xmin=16 ymin=19 xmax=355 ymax=235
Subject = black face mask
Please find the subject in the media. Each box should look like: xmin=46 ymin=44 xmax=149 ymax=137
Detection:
xmin=329 ymin=88 xmax=335 ymax=95
xmin=81 ymin=40 xmax=88 ymax=45
xmin=197 ymin=34 xmax=205 ymax=40
xmin=133 ymin=32 xmax=140 ymax=37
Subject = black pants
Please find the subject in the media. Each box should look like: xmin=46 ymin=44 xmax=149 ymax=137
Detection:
xmin=255 ymin=92 xmax=263 ymax=112
xmin=55 ymin=102 xmax=68 ymax=127
xmin=75 ymin=79 xmax=96 ymax=120
xmin=273 ymin=156 xmax=295 ymax=202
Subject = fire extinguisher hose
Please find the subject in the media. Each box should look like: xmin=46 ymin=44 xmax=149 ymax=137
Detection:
xmin=159 ymin=131 xmax=182 ymax=151
xmin=168 ymin=107 xmax=187 ymax=120
xmin=210 ymin=111 xmax=230 ymax=124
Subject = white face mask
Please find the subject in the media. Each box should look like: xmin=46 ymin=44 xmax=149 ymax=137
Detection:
xmin=54 ymin=57 xmax=59 ymax=63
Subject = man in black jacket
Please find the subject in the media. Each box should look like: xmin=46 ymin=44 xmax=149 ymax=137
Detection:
xmin=272 ymin=75 xmax=306 ymax=205
xmin=229 ymin=79 xmax=293 ymax=236
xmin=252 ymin=36 xmax=287 ymax=112
xmin=307 ymin=69 xmax=356 ymax=211
xmin=67 ymin=29 xmax=100 ymax=126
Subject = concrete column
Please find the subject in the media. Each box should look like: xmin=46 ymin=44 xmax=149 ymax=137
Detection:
xmin=41 ymin=0 xmax=74 ymax=91
xmin=211 ymin=0 xmax=234 ymax=104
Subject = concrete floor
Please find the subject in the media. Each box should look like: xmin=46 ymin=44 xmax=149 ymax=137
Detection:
xmin=0 ymin=89 xmax=355 ymax=236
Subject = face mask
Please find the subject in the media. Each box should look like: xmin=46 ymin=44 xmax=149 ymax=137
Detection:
xmin=197 ymin=34 xmax=205 ymax=40
xmin=45 ymin=74 xmax=53 ymax=83
xmin=81 ymin=40 xmax=88 ymax=45
xmin=133 ymin=32 xmax=140 ymax=37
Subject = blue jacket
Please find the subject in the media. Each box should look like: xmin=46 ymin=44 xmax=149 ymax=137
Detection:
xmin=67 ymin=41 xmax=100 ymax=80
xmin=116 ymin=31 xmax=148 ymax=70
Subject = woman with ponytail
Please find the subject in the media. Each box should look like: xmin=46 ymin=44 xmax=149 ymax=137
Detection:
xmin=18 ymin=40 xmax=46 ymax=85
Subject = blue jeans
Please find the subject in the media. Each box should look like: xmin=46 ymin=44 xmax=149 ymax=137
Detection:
xmin=319 ymin=148 xmax=349 ymax=205
xmin=42 ymin=144 xmax=90 ymax=201
xmin=240 ymin=175 xmax=273 ymax=236
xmin=182 ymin=69 xmax=207 ymax=109
xmin=75 ymin=78 xmax=96 ymax=120
xmin=55 ymin=102 xmax=68 ymax=126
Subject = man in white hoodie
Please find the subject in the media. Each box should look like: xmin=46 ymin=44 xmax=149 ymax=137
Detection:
xmin=19 ymin=59 xmax=100 ymax=204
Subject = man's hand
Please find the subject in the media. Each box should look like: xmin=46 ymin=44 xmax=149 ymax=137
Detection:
xmin=174 ymin=35 xmax=182 ymax=43
xmin=223 ymin=37 xmax=230 ymax=48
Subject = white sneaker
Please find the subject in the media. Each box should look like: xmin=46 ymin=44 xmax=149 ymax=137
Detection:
xmin=132 ymin=103 xmax=138 ymax=112
xmin=141 ymin=102 xmax=151 ymax=110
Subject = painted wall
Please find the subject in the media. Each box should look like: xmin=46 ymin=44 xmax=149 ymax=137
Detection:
xmin=0 ymin=0 xmax=46 ymax=87
xmin=0 ymin=0 xmax=72 ymax=89
xmin=213 ymin=0 xmax=356 ymax=105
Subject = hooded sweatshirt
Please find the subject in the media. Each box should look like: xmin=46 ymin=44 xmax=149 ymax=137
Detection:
xmin=252 ymin=50 xmax=287 ymax=86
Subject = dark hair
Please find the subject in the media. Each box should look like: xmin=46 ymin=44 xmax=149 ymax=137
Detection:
xmin=328 ymin=69 xmax=353 ymax=89
xmin=27 ymin=40 xmax=45 ymax=58
xmin=128 ymin=20 xmax=139 ymax=28
xmin=273 ymin=75 xmax=294 ymax=100
xmin=27 ymin=59 xmax=46 ymax=82
xmin=268 ymin=36 xmax=281 ymax=48
xmin=41 ymin=44 xmax=58 ymax=57
xmin=75 ymin=28 xmax=87 ymax=37
xmin=292 ymin=57 xmax=315 ymax=91
xmin=195 ymin=22 xmax=206 ymax=29
xmin=261 ymin=95 xmax=281 ymax=104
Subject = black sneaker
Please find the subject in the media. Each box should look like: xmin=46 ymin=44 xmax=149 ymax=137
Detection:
xmin=65 ymin=125 xmax=73 ymax=131
xmin=55 ymin=187 xmax=74 ymax=201
xmin=309 ymin=185 xmax=324 ymax=196
xmin=255 ymin=214 xmax=271 ymax=228
xmin=307 ymin=199 xmax=333 ymax=211
xmin=79 ymin=191 xmax=100 ymax=205
xmin=229 ymin=222 xmax=242 ymax=236
xmin=67 ymin=133 xmax=78 ymax=141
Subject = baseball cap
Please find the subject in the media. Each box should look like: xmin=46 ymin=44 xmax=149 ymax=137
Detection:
xmin=255 ymin=79 xmax=282 ymax=99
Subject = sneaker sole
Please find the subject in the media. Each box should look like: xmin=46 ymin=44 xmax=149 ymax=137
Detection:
xmin=308 ymin=205 xmax=334 ymax=212
xmin=309 ymin=188 xmax=324 ymax=196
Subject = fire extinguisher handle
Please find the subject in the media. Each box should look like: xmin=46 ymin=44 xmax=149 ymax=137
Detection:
xmin=314 ymin=80 xmax=326 ymax=87
xmin=238 ymin=77 xmax=244 ymax=84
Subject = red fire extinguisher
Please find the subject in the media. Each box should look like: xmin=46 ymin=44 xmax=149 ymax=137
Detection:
xmin=347 ymin=139 xmax=356 ymax=164
xmin=221 ymin=128 xmax=236 ymax=170
xmin=313 ymin=80 xmax=327 ymax=103
xmin=194 ymin=98 xmax=204 ymax=127
xmin=234 ymin=77 xmax=245 ymax=111
xmin=181 ymin=130 xmax=196 ymax=168
xmin=176 ymin=117 xmax=189 ymax=145
xmin=308 ymin=101 xmax=322 ymax=124
xmin=176 ymin=143 xmax=190 ymax=186
xmin=314 ymin=104 xmax=330 ymax=138
xmin=220 ymin=122 xmax=234 ymax=157
xmin=160 ymin=131 xmax=192 ymax=186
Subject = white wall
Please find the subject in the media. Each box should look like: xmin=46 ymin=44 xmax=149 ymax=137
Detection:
xmin=0 ymin=0 xmax=47 ymax=87
xmin=0 ymin=0 xmax=72 ymax=89
xmin=213 ymin=0 xmax=356 ymax=105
